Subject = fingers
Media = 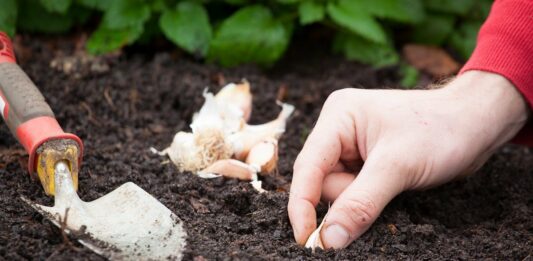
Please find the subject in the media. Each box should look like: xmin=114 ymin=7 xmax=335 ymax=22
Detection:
xmin=288 ymin=123 xmax=342 ymax=244
xmin=288 ymin=101 xmax=351 ymax=244
xmin=289 ymin=89 xmax=361 ymax=245
xmin=320 ymin=150 xmax=408 ymax=249
xmin=321 ymin=172 xmax=356 ymax=203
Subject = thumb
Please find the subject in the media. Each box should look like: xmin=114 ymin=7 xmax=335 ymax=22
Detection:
xmin=320 ymin=151 xmax=408 ymax=249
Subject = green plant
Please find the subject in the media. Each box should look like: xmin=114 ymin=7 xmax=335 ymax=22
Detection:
xmin=0 ymin=0 xmax=492 ymax=68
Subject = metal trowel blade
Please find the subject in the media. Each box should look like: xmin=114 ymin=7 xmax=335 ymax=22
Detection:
xmin=22 ymin=162 xmax=187 ymax=260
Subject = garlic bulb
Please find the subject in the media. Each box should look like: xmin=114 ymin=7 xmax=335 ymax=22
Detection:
xmin=160 ymin=81 xmax=293 ymax=191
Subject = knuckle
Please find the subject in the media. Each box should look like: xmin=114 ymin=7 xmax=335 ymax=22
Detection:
xmin=325 ymin=89 xmax=353 ymax=107
xmin=292 ymin=156 xmax=306 ymax=173
xmin=336 ymin=195 xmax=378 ymax=229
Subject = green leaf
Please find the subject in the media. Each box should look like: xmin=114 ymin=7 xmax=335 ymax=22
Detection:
xmin=39 ymin=0 xmax=72 ymax=13
xmin=327 ymin=0 xmax=387 ymax=44
xmin=449 ymin=20 xmax=482 ymax=59
xmin=86 ymin=23 xmax=144 ymax=54
xmin=469 ymin=0 xmax=492 ymax=21
xmin=160 ymin=1 xmax=212 ymax=56
xmin=400 ymin=64 xmax=420 ymax=88
xmin=333 ymin=32 xmax=398 ymax=67
xmin=424 ymin=0 xmax=475 ymax=16
xmin=102 ymin=0 xmax=151 ymax=29
xmin=17 ymin=0 xmax=74 ymax=33
xmin=298 ymin=1 xmax=325 ymax=25
xmin=150 ymin=0 xmax=169 ymax=12
xmin=70 ymin=4 xmax=93 ymax=25
xmin=411 ymin=14 xmax=455 ymax=45
xmin=225 ymin=0 xmax=248 ymax=5
xmin=208 ymin=5 xmax=291 ymax=67
xmin=277 ymin=0 xmax=300 ymax=4
xmin=364 ymin=0 xmax=425 ymax=24
xmin=76 ymin=0 xmax=111 ymax=11
xmin=0 ymin=0 xmax=18 ymax=36
xmin=138 ymin=16 xmax=162 ymax=44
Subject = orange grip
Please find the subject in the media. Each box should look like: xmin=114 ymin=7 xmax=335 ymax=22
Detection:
xmin=0 ymin=32 xmax=16 ymax=64
xmin=16 ymin=116 xmax=83 ymax=174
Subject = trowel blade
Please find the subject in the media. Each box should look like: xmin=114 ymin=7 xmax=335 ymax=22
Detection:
xmin=22 ymin=182 xmax=186 ymax=260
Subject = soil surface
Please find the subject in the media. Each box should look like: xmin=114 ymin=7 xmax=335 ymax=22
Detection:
xmin=0 ymin=34 xmax=531 ymax=260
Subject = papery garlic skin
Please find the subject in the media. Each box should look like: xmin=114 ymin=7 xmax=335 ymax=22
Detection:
xmin=199 ymin=159 xmax=256 ymax=181
xmin=230 ymin=103 xmax=294 ymax=161
xmin=162 ymin=81 xmax=293 ymax=191
xmin=215 ymin=80 xmax=253 ymax=122
xmin=191 ymin=90 xmax=240 ymax=134
xmin=246 ymin=138 xmax=278 ymax=173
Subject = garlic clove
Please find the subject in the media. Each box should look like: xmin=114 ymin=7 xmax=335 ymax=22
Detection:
xmin=215 ymin=80 xmax=253 ymax=122
xmin=250 ymin=172 xmax=266 ymax=193
xmin=163 ymin=131 xmax=198 ymax=171
xmin=230 ymin=102 xmax=294 ymax=161
xmin=191 ymin=90 xmax=225 ymax=133
xmin=192 ymin=89 xmax=244 ymax=135
xmin=197 ymin=172 xmax=221 ymax=179
xmin=250 ymin=180 xmax=266 ymax=193
xmin=305 ymin=215 xmax=327 ymax=252
xmin=245 ymin=138 xmax=278 ymax=174
xmin=199 ymin=159 xmax=257 ymax=181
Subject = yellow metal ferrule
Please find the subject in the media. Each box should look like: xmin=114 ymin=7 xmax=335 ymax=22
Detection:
xmin=35 ymin=140 xmax=80 ymax=196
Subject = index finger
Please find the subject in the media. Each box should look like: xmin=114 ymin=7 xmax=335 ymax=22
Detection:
xmin=288 ymin=111 xmax=343 ymax=244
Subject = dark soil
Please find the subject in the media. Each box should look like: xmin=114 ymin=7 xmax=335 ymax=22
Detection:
xmin=0 ymin=35 xmax=531 ymax=260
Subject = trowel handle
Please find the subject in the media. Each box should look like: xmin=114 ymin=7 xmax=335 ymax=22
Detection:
xmin=0 ymin=32 xmax=83 ymax=174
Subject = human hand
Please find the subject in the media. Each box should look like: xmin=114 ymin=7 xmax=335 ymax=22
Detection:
xmin=288 ymin=71 xmax=529 ymax=249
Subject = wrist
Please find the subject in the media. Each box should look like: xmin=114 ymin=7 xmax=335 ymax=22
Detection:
xmin=441 ymin=70 xmax=529 ymax=145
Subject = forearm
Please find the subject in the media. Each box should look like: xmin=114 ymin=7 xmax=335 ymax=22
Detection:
xmin=443 ymin=71 xmax=529 ymax=151
xmin=459 ymin=0 xmax=533 ymax=146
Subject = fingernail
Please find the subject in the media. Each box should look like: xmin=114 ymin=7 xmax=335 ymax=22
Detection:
xmin=322 ymin=224 xmax=350 ymax=249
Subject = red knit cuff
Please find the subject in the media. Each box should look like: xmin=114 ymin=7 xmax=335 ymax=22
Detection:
xmin=460 ymin=0 xmax=533 ymax=147
xmin=460 ymin=0 xmax=533 ymax=108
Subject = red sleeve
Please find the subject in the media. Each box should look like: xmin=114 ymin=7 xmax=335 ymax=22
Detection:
xmin=459 ymin=0 xmax=533 ymax=147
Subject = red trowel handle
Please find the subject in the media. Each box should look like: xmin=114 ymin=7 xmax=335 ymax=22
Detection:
xmin=0 ymin=32 xmax=83 ymax=174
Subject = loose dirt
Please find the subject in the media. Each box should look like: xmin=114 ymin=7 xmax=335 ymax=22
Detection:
xmin=0 ymin=35 xmax=531 ymax=260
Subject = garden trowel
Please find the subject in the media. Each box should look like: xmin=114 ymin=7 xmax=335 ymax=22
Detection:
xmin=0 ymin=32 xmax=186 ymax=259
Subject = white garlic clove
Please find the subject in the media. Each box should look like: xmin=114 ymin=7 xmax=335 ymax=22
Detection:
xmin=245 ymin=138 xmax=278 ymax=174
xmin=250 ymin=180 xmax=266 ymax=193
xmin=163 ymin=131 xmax=198 ymax=171
xmin=197 ymin=172 xmax=221 ymax=179
xmin=305 ymin=215 xmax=327 ymax=252
xmin=230 ymin=102 xmax=294 ymax=161
xmin=215 ymin=80 xmax=252 ymax=122
xmin=191 ymin=90 xmax=225 ymax=133
xmin=199 ymin=159 xmax=257 ymax=181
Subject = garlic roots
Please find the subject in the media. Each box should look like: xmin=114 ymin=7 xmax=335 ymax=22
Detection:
xmin=160 ymin=80 xmax=293 ymax=192
xmin=163 ymin=130 xmax=232 ymax=172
